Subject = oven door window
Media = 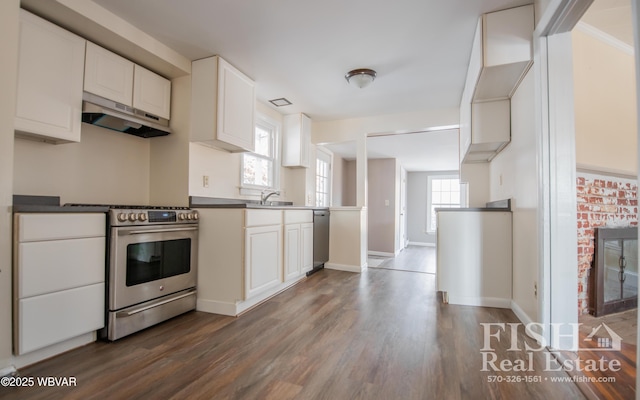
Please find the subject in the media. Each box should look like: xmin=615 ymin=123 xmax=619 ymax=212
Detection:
xmin=126 ymin=238 xmax=191 ymax=286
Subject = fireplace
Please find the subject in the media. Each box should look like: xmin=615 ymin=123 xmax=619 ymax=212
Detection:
xmin=590 ymin=227 xmax=638 ymax=316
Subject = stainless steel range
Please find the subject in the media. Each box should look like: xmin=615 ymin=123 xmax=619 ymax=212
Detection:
xmin=67 ymin=204 xmax=199 ymax=340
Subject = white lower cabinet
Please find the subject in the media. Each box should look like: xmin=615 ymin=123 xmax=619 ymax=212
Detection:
xmin=196 ymin=208 xmax=313 ymax=316
xmin=436 ymin=210 xmax=512 ymax=308
xmin=18 ymin=283 xmax=105 ymax=355
xmin=245 ymin=224 xmax=282 ymax=298
xmin=14 ymin=213 xmax=106 ymax=355
xmin=284 ymin=211 xmax=314 ymax=281
xmin=284 ymin=224 xmax=302 ymax=281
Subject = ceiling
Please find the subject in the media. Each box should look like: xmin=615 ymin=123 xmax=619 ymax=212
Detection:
xmin=581 ymin=0 xmax=633 ymax=46
xmin=92 ymin=0 xmax=531 ymax=122
xmin=90 ymin=0 xmax=631 ymax=172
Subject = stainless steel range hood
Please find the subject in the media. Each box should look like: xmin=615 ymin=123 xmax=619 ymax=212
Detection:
xmin=81 ymin=92 xmax=171 ymax=138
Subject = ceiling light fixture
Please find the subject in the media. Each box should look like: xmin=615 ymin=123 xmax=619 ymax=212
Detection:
xmin=345 ymin=68 xmax=377 ymax=89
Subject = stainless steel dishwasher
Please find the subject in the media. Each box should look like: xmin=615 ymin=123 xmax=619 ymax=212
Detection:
xmin=308 ymin=209 xmax=330 ymax=276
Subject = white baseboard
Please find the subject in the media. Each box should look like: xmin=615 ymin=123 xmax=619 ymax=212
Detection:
xmin=0 ymin=364 xmax=16 ymax=377
xmin=197 ymin=276 xmax=307 ymax=317
xmin=368 ymin=251 xmax=394 ymax=257
xmin=510 ymin=300 xmax=534 ymax=326
xmin=325 ymin=262 xmax=366 ymax=273
xmin=13 ymin=332 xmax=96 ymax=369
xmin=408 ymin=241 xmax=435 ymax=247
xmin=446 ymin=295 xmax=511 ymax=309
xmin=196 ymin=299 xmax=237 ymax=316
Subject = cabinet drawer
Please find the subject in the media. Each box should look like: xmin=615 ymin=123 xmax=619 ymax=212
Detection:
xmin=284 ymin=210 xmax=312 ymax=224
xmin=17 ymin=283 xmax=105 ymax=355
xmin=18 ymin=213 xmax=105 ymax=242
xmin=245 ymin=209 xmax=282 ymax=227
xmin=18 ymin=237 xmax=105 ymax=298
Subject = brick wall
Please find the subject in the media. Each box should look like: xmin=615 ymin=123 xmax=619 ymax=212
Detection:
xmin=577 ymin=172 xmax=638 ymax=315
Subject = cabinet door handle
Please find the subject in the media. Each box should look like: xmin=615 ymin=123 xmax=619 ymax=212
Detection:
xmin=123 ymin=226 xmax=198 ymax=235
xmin=116 ymin=289 xmax=196 ymax=317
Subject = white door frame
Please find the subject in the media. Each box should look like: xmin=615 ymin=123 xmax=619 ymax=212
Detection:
xmin=631 ymin=1 xmax=640 ymax=395
xmin=534 ymin=0 xmax=593 ymax=350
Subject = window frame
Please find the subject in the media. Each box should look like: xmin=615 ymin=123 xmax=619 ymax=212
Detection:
xmin=240 ymin=113 xmax=280 ymax=193
xmin=315 ymin=147 xmax=332 ymax=207
xmin=427 ymin=175 xmax=461 ymax=233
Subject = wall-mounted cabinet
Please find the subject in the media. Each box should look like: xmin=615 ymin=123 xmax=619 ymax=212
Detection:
xmin=190 ymin=56 xmax=256 ymax=152
xmin=469 ymin=5 xmax=534 ymax=102
xmin=461 ymin=99 xmax=511 ymax=163
xmin=15 ymin=10 xmax=86 ymax=144
xmin=282 ymin=113 xmax=311 ymax=167
xmin=84 ymin=42 xmax=171 ymax=120
xmin=459 ymin=4 xmax=532 ymax=164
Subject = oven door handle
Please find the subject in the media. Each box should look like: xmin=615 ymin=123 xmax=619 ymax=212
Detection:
xmin=115 ymin=289 xmax=196 ymax=317
xmin=122 ymin=226 xmax=199 ymax=235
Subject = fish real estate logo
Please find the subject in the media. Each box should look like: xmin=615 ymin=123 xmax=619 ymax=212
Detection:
xmin=479 ymin=322 xmax=623 ymax=373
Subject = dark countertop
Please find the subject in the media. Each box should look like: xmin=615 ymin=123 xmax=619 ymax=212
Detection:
xmin=435 ymin=207 xmax=511 ymax=212
xmin=190 ymin=196 xmax=329 ymax=211
xmin=13 ymin=195 xmax=109 ymax=213
xmin=436 ymin=198 xmax=511 ymax=213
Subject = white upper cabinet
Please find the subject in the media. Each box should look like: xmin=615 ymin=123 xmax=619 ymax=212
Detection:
xmin=190 ymin=56 xmax=256 ymax=152
xmin=84 ymin=43 xmax=171 ymax=119
xmin=459 ymin=4 xmax=533 ymax=163
xmin=15 ymin=10 xmax=86 ymax=144
xmin=84 ymin=42 xmax=134 ymax=106
xmin=463 ymin=100 xmax=511 ymax=163
xmin=133 ymin=64 xmax=172 ymax=120
xmin=470 ymin=4 xmax=534 ymax=102
xmin=282 ymin=113 xmax=311 ymax=168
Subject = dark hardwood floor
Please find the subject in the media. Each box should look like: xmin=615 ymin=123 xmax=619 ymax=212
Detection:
xmin=3 ymin=268 xmax=587 ymax=399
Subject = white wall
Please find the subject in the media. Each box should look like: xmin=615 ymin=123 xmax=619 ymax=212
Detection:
xmin=460 ymin=163 xmax=490 ymax=207
xmin=331 ymin=154 xmax=345 ymax=206
xmin=0 ymin=0 xmax=19 ymax=373
xmin=368 ymin=158 xmax=397 ymax=254
xmin=14 ymin=125 xmax=151 ymax=205
xmin=489 ymin=69 xmax=539 ymax=323
xmin=342 ymin=160 xmax=357 ymax=206
xmin=573 ymin=26 xmax=637 ymax=176
xmin=312 ymin=107 xmax=459 ymax=144
xmin=188 ymin=102 xmax=306 ymax=204
xmin=150 ymin=75 xmax=191 ymax=206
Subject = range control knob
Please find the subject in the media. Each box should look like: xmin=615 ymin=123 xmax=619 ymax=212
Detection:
xmin=128 ymin=213 xmax=137 ymax=222
xmin=117 ymin=213 xmax=127 ymax=222
xmin=178 ymin=213 xmax=187 ymax=221
xmin=187 ymin=213 xmax=194 ymax=220
xmin=138 ymin=213 xmax=147 ymax=222
xmin=192 ymin=211 xmax=199 ymax=220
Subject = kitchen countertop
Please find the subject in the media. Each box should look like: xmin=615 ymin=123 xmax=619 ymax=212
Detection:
xmin=13 ymin=195 xmax=109 ymax=213
xmin=190 ymin=196 xmax=329 ymax=211
xmin=436 ymin=198 xmax=511 ymax=213
xmin=435 ymin=207 xmax=511 ymax=212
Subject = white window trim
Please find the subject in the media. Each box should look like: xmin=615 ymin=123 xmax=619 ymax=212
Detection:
xmin=315 ymin=146 xmax=333 ymax=207
xmin=240 ymin=113 xmax=281 ymax=196
xmin=426 ymin=174 xmax=460 ymax=234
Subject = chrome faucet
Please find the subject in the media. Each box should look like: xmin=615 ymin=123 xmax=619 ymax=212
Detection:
xmin=260 ymin=190 xmax=280 ymax=205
